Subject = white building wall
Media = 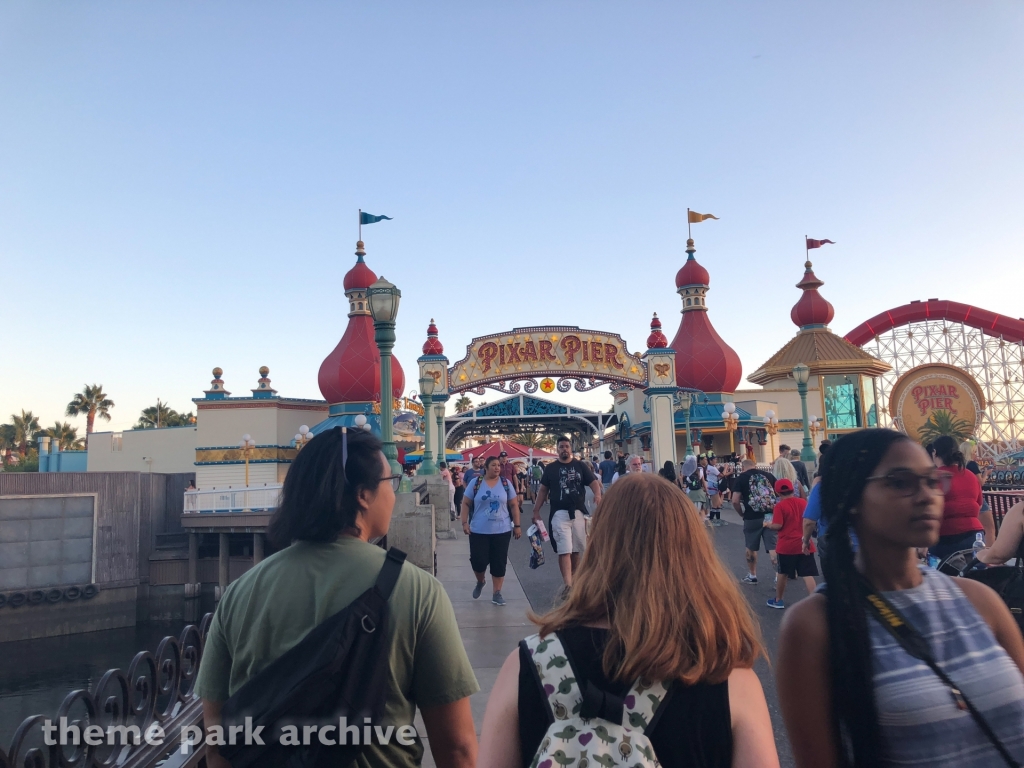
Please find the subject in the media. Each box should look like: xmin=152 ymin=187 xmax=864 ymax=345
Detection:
xmin=196 ymin=463 xmax=279 ymax=490
xmin=87 ymin=427 xmax=198 ymax=474
xmin=196 ymin=406 xmax=279 ymax=448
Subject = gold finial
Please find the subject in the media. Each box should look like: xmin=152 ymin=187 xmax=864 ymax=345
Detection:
xmin=805 ymin=260 xmax=813 ymax=269
xmin=686 ymin=238 xmax=695 ymax=254
xmin=259 ymin=365 xmax=269 ymax=376
xmin=212 ymin=367 xmax=223 ymax=377
xmin=355 ymin=240 xmax=366 ymax=258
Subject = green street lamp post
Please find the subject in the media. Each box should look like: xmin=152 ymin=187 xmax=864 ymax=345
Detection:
xmin=793 ymin=363 xmax=816 ymax=463
xmin=677 ymin=391 xmax=694 ymax=458
xmin=368 ymin=276 xmax=404 ymax=477
xmin=434 ymin=403 xmax=446 ymax=465
xmin=418 ymin=375 xmax=438 ymax=475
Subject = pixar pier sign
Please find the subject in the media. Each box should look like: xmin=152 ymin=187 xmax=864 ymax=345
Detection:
xmin=447 ymin=326 xmax=648 ymax=393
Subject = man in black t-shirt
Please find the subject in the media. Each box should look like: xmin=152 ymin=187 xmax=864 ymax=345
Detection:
xmin=731 ymin=459 xmax=779 ymax=585
xmin=534 ymin=436 xmax=602 ymax=587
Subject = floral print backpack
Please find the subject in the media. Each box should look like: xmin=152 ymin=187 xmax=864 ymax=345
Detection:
xmin=523 ymin=632 xmax=669 ymax=768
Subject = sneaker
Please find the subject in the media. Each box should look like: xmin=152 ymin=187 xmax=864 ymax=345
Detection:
xmin=742 ymin=575 xmax=758 ymax=585
xmin=766 ymin=598 xmax=785 ymax=609
xmin=492 ymin=591 xmax=506 ymax=606
xmin=472 ymin=582 xmax=484 ymax=599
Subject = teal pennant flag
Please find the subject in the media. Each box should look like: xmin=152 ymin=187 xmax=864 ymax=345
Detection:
xmin=360 ymin=212 xmax=393 ymax=225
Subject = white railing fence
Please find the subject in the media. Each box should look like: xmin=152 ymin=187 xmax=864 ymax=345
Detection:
xmin=184 ymin=484 xmax=283 ymax=513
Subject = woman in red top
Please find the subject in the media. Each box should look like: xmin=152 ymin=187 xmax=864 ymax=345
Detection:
xmin=928 ymin=435 xmax=992 ymax=562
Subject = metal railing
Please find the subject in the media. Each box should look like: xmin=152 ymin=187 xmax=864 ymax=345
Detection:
xmin=0 ymin=615 xmax=214 ymax=768
xmin=184 ymin=486 xmax=282 ymax=514
xmin=984 ymin=490 xmax=1024 ymax=533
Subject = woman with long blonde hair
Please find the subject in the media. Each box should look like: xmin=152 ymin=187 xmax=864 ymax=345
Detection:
xmin=478 ymin=473 xmax=779 ymax=768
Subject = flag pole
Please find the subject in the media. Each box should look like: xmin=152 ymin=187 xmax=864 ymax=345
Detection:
xmin=804 ymin=234 xmax=808 ymax=262
xmin=359 ymin=209 xmax=362 ymax=242
xmin=687 ymin=208 xmax=691 ymax=240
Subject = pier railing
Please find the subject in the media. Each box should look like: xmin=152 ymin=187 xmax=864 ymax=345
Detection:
xmin=184 ymin=486 xmax=282 ymax=514
xmin=0 ymin=614 xmax=214 ymax=768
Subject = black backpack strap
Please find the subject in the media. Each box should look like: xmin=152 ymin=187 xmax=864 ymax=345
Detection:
xmin=375 ymin=548 xmax=407 ymax=601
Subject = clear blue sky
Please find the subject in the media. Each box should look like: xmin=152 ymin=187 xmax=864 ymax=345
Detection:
xmin=2 ymin=2 xmax=1023 ymax=433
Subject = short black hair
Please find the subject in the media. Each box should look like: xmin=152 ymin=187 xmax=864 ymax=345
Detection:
xmin=267 ymin=427 xmax=385 ymax=547
xmin=930 ymin=435 xmax=965 ymax=469
xmin=484 ymin=455 xmax=501 ymax=468
xmin=556 ymin=435 xmax=571 ymax=446
xmin=604 ymin=451 xmax=612 ymax=459
xmin=779 ymin=444 xmax=790 ymax=452
xmin=438 ymin=461 xmax=447 ymax=468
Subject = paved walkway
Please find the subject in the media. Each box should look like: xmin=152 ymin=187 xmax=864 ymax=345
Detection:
xmin=416 ymin=530 xmax=534 ymax=767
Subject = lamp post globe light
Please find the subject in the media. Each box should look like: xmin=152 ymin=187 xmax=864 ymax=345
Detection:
xmin=367 ymin=277 xmax=403 ymax=476
xmin=721 ymin=401 xmax=740 ymax=455
xmin=294 ymin=424 xmax=313 ymax=451
xmin=239 ymin=434 xmax=257 ymax=487
xmin=809 ymin=415 xmax=822 ymax=443
xmin=418 ymin=375 xmax=438 ymax=475
xmin=763 ymin=410 xmax=780 ymax=458
xmin=792 ymin=363 xmax=816 ymax=463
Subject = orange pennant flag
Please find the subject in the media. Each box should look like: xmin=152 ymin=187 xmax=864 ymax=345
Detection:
xmin=687 ymin=210 xmax=719 ymax=223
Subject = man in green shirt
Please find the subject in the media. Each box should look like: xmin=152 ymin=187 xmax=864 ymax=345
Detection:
xmin=195 ymin=428 xmax=479 ymax=768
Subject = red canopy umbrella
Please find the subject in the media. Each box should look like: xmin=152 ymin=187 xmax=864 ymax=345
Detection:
xmin=460 ymin=440 xmax=557 ymax=461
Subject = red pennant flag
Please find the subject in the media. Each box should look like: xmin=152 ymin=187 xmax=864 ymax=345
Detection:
xmin=806 ymin=238 xmax=835 ymax=249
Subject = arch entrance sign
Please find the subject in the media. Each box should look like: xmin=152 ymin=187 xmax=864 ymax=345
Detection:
xmin=418 ymin=323 xmax=680 ymax=470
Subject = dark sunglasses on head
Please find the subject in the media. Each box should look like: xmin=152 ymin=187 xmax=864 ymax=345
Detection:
xmin=865 ymin=469 xmax=951 ymax=496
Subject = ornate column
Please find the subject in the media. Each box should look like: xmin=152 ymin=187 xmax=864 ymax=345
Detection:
xmin=418 ymin=319 xmax=450 ymax=472
xmin=368 ymin=277 xmax=403 ymax=476
xmin=643 ymin=314 xmax=678 ymax=471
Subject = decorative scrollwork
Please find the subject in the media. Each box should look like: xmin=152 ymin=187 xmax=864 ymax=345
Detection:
xmin=555 ymin=377 xmax=604 ymax=393
xmin=523 ymin=380 xmax=539 ymax=393
xmin=2 ymin=616 xmax=213 ymax=768
xmin=482 ymin=380 xmax=521 ymax=395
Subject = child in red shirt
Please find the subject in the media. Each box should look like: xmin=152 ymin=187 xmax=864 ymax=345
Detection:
xmin=764 ymin=478 xmax=818 ymax=609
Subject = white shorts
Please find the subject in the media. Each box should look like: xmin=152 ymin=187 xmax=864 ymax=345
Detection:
xmin=550 ymin=509 xmax=587 ymax=555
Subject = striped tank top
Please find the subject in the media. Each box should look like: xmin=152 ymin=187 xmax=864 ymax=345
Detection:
xmin=869 ymin=567 xmax=1024 ymax=766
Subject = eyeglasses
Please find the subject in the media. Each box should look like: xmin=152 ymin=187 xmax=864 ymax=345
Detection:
xmin=866 ymin=469 xmax=951 ymax=497
xmin=382 ymin=474 xmax=403 ymax=492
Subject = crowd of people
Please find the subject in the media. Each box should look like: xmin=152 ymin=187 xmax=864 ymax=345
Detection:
xmin=193 ymin=426 xmax=1024 ymax=768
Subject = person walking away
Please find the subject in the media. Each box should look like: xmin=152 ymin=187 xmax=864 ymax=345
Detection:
xmin=461 ymin=456 xmax=521 ymax=606
xmin=598 ymin=450 xmax=617 ymax=493
xmin=463 ymin=455 xmax=485 ymax=487
xmin=195 ymin=427 xmax=478 ymax=768
xmin=478 ymin=474 xmax=780 ymax=768
xmin=776 ymin=428 xmax=1024 ymax=768
xmin=533 ymin=436 xmax=602 ymax=588
xmin=773 ymin=446 xmax=804 ymax=499
xmin=928 ymin=435 xmax=992 ymax=563
xmin=659 ymin=460 xmax=684 ymax=489
xmin=766 ymin=478 xmax=817 ymax=609
xmin=530 ymin=460 xmax=542 ymax=499
xmin=801 ymin=482 xmax=827 ymax=569
xmin=611 ymin=454 xmax=643 ymax=484
xmin=685 ymin=455 xmax=710 ymax=524
xmin=451 ymin=466 xmax=465 ymax=518
xmin=706 ymin=454 xmax=724 ymax=525
xmin=439 ymin=461 xmax=457 ymax=521
xmin=732 ymin=459 xmax=778 ymax=584
xmin=789 ymin=448 xmax=810 ymax=494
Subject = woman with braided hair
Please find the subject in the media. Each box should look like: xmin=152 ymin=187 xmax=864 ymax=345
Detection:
xmin=775 ymin=428 xmax=1024 ymax=767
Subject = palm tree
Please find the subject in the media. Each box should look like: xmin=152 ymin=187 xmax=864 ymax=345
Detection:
xmin=45 ymin=421 xmax=85 ymax=451
xmin=454 ymin=395 xmax=473 ymax=413
xmin=11 ymin=410 xmax=41 ymax=457
xmin=510 ymin=431 xmax=556 ymax=449
xmin=0 ymin=423 xmax=16 ymax=466
xmin=135 ymin=399 xmax=177 ymax=429
xmin=66 ymin=384 xmax=115 ymax=434
xmin=916 ymin=410 xmax=974 ymax=445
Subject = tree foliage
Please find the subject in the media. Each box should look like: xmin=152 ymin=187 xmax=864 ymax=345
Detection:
xmin=66 ymin=384 xmax=114 ymax=434
xmin=916 ymin=409 xmax=974 ymax=445
xmin=509 ymin=431 xmax=556 ymax=449
xmin=134 ymin=399 xmax=196 ymax=429
xmin=45 ymin=421 xmax=85 ymax=451
xmin=454 ymin=395 xmax=473 ymax=413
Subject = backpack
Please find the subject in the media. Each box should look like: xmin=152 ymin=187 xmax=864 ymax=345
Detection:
xmin=466 ymin=475 xmax=513 ymax=521
xmin=523 ymin=632 xmax=669 ymax=768
xmin=219 ymin=548 xmax=407 ymax=768
xmin=745 ymin=472 xmax=778 ymax=513
xmin=685 ymin=468 xmax=703 ymax=492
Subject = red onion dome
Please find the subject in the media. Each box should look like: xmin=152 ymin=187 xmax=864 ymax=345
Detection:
xmin=319 ymin=242 xmax=405 ymax=403
xmin=675 ymin=239 xmax=710 ymax=288
xmin=343 ymin=242 xmax=377 ymax=291
xmin=646 ymin=313 xmax=668 ymax=348
xmin=790 ymin=260 xmax=835 ymax=328
xmin=670 ymin=312 xmax=743 ymax=392
xmin=422 ymin=319 xmax=444 ymax=355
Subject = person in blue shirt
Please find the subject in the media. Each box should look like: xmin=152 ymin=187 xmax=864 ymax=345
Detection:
xmin=802 ymin=483 xmax=825 ymax=563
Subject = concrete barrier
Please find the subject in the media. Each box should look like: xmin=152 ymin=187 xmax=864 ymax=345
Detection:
xmin=388 ymin=491 xmax=436 ymax=572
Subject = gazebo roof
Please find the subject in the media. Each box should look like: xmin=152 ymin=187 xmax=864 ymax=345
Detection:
xmin=747 ymin=327 xmax=891 ymax=385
